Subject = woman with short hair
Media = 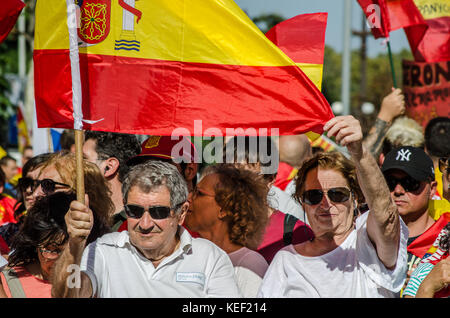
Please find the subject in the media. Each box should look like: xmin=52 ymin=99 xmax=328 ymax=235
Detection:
xmin=184 ymin=164 xmax=270 ymax=297
xmin=258 ymin=116 xmax=408 ymax=298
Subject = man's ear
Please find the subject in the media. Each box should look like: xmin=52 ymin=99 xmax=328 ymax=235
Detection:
xmin=378 ymin=153 xmax=385 ymax=166
xmin=183 ymin=163 xmax=198 ymax=182
xmin=103 ymin=157 xmax=120 ymax=178
xmin=429 ymin=180 xmax=438 ymax=200
xmin=178 ymin=202 xmax=189 ymax=225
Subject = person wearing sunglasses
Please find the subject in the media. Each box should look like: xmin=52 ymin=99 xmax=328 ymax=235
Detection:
xmin=52 ymin=160 xmax=240 ymax=298
xmin=184 ymin=164 xmax=270 ymax=297
xmin=0 ymin=191 xmax=110 ymax=298
xmin=35 ymin=151 xmax=114 ymax=234
xmin=381 ymin=146 xmax=450 ymax=296
xmin=258 ymin=115 xmax=408 ymax=298
xmin=0 ymin=153 xmax=53 ymax=255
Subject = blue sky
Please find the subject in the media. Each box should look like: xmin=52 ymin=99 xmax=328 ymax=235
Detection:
xmin=234 ymin=0 xmax=411 ymax=57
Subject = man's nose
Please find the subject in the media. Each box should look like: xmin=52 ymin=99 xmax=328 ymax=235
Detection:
xmin=138 ymin=211 xmax=155 ymax=229
xmin=392 ymin=183 xmax=405 ymax=196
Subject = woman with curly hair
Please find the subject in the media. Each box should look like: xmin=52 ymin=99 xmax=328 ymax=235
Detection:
xmin=404 ymin=223 xmax=450 ymax=298
xmin=184 ymin=164 xmax=270 ymax=297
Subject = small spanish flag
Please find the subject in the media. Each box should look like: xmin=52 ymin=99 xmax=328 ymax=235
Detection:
xmin=34 ymin=0 xmax=333 ymax=136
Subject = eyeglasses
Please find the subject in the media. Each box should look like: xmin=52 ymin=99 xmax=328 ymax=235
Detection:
xmin=18 ymin=177 xmax=71 ymax=195
xmin=385 ymin=175 xmax=422 ymax=192
xmin=38 ymin=247 xmax=63 ymax=260
xmin=301 ymin=187 xmax=351 ymax=205
xmin=439 ymin=157 xmax=449 ymax=174
xmin=192 ymin=186 xmax=215 ymax=198
xmin=123 ymin=204 xmax=173 ymax=219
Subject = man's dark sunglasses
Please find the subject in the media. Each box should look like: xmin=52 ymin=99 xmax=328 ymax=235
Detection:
xmin=18 ymin=177 xmax=71 ymax=195
xmin=124 ymin=204 xmax=172 ymax=219
xmin=302 ymin=187 xmax=351 ymax=205
xmin=385 ymin=175 xmax=421 ymax=192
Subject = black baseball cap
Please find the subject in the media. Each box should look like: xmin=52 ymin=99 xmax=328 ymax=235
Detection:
xmin=381 ymin=146 xmax=435 ymax=181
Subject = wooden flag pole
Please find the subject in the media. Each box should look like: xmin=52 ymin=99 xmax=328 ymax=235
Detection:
xmin=75 ymin=129 xmax=85 ymax=204
xmin=66 ymin=1 xmax=85 ymax=204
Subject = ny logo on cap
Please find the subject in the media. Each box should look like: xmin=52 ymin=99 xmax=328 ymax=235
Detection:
xmin=396 ymin=149 xmax=412 ymax=161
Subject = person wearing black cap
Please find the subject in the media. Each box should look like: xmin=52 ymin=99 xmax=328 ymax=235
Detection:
xmin=381 ymin=146 xmax=450 ymax=294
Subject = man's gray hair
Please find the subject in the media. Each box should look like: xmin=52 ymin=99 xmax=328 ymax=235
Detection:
xmin=122 ymin=161 xmax=188 ymax=213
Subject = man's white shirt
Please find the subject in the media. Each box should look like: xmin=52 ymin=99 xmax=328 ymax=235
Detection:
xmin=80 ymin=227 xmax=241 ymax=297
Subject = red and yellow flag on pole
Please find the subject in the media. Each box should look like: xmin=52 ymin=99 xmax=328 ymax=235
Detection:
xmin=358 ymin=0 xmax=449 ymax=63
xmin=16 ymin=104 xmax=30 ymax=153
xmin=357 ymin=0 xmax=428 ymax=39
xmin=407 ymin=0 xmax=450 ymax=62
xmin=265 ymin=13 xmax=328 ymax=141
xmin=33 ymin=0 xmax=333 ymax=136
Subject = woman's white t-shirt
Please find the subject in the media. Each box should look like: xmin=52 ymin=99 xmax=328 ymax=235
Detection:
xmin=228 ymin=247 xmax=269 ymax=298
xmin=258 ymin=211 xmax=408 ymax=298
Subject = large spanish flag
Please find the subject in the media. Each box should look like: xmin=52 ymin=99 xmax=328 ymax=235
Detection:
xmin=33 ymin=0 xmax=333 ymax=136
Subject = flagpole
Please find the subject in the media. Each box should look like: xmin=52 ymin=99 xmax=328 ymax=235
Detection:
xmin=341 ymin=0 xmax=352 ymax=116
xmin=386 ymin=38 xmax=397 ymax=88
xmin=66 ymin=0 xmax=85 ymax=204
xmin=47 ymin=128 xmax=53 ymax=152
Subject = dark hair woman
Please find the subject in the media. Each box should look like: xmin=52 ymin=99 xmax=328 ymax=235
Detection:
xmin=0 ymin=191 xmax=110 ymax=298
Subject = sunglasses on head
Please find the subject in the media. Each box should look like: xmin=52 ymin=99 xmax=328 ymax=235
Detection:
xmin=301 ymin=187 xmax=351 ymax=205
xmin=18 ymin=177 xmax=71 ymax=195
xmin=123 ymin=204 xmax=173 ymax=219
xmin=385 ymin=175 xmax=421 ymax=192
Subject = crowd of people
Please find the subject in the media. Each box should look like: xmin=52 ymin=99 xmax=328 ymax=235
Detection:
xmin=0 ymin=89 xmax=448 ymax=298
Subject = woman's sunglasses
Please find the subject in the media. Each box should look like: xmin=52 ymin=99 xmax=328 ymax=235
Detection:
xmin=301 ymin=187 xmax=351 ymax=205
xmin=124 ymin=204 xmax=172 ymax=219
xmin=18 ymin=177 xmax=71 ymax=195
xmin=385 ymin=175 xmax=421 ymax=192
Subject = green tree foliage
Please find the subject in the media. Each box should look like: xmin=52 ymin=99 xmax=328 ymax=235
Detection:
xmin=251 ymin=14 xmax=285 ymax=34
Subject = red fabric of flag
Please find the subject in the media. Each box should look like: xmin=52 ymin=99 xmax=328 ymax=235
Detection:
xmin=404 ymin=0 xmax=450 ymax=62
xmin=265 ymin=13 xmax=328 ymax=65
xmin=358 ymin=0 xmax=428 ymax=40
xmin=357 ymin=0 xmax=391 ymax=38
xmin=0 ymin=0 xmax=25 ymax=44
